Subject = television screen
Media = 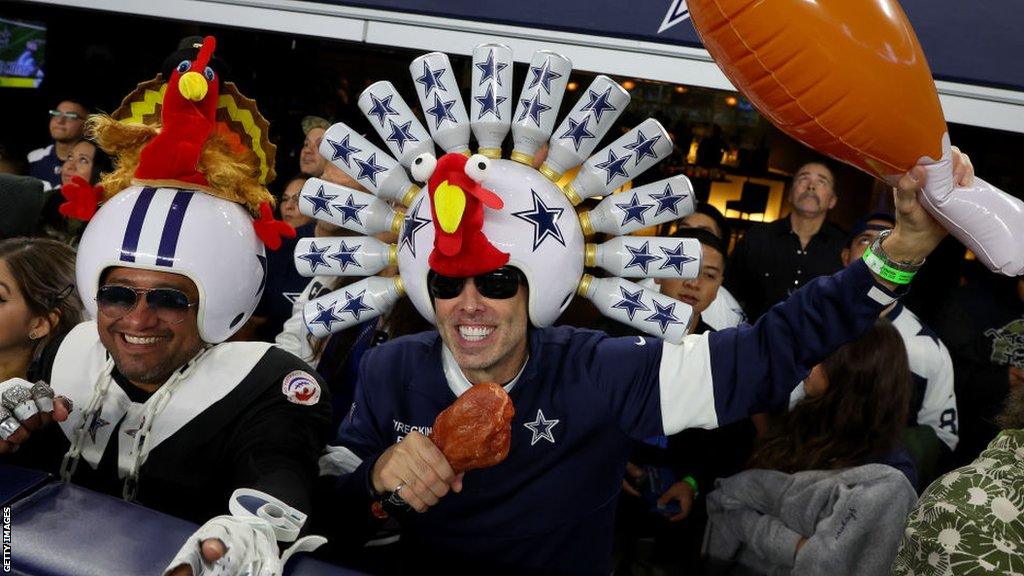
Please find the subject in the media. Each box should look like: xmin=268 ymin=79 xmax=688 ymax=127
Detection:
xmin=0 ymin=17 xmax=46 ymax=88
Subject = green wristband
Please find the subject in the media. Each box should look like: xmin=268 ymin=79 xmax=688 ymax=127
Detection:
xmin=682 ymin=475 xmax=699 ymax=496
xmin=862 ymin=245 xmax=916 ymax=285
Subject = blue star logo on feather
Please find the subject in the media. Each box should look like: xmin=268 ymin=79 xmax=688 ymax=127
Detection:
xmin=659 ymin=242 xmax=697 ymax=275
xmin=339 ymin=289 xmax=374 ymax=320
xmin=475 ymin=50 xmax=508 ymax=86
xmin=426 ymin=94 xmax=458 ymax=128
xmin=304 ymin=184 xmax=338 ymax=216
xmin=335 ymin=194 xmax=369 ymax=226
xmin=385 ymin=119 xmax=418 ymax=153
xmin=310 ymin=302 xmax=345 ymax=331
xmin=645 ymin=300 xmax=685 ymax=334
xmin=415 ymin=61 xmax=447 ymax=97
xmin=329 ymin=241 xmax=361 ymax=272
xmin=623 ymin=130 xmax=662 ymax=166
xmin=524 ymin=409 xmax=560 ymax=446
xmin=517 ymin=93 xmax=552 ymax=127
xmin=558 ymin=116 xmax=596 ymax=151
xmin=353 ymin=153 xmax=387 ymax=186
xmin=512 ymin=190 xmax=566 ymax=251
xmin=298 ymin=241 xmax=331 ymax=273
xmin=580 ymin=87 xmax=618 ymax=122
xmin=625 ymin=241 xmax=661 ymax=274
xmin=325 ymin=134 xmax=361 ymax=167
xmin=366 ymin=93 xmax=399 ymax=127
xmin=612 ymin=286 xmax=651 ymax=321
xmin=399 ymin=197 xmax=431 ymax=257
xmin=615 ymin=193 xmax=654 ymax=227
xmin=650 ymin=183 xmax=688 ymax=216
xmin=595 ymin=150 xmax=631 ymax=185
xmin=474 ymin=84 xmax=507 ymax=120
xmin=528 ymin=58 xmax=563 ymax=94
xmin=88 ymin=408 xmax=110 ymax=443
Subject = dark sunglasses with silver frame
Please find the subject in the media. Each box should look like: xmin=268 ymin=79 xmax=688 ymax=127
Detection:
xmin=427 ymin=266 xmax=524 ymax=300
xmin=95 ymin=285 xmax=198 ymax=324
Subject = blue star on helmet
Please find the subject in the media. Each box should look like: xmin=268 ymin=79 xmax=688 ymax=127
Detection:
xmin=512 ymin=189 xmax=566 ymax=251
xmin=353 ymin=153 xmax=387 ymax=187
xmin=595 ymin=150 xmax=631 ymax=185
xmin=385 ymin=119 xmax=418 ymax=153
xmin=415 ymin=61 xmax=447 ymax=97
xmin=517 ymin=93 xmax=552 ymax=127
xmin=615 ymin=193 xmax=654 ymax=227
xmin=310 ymin=301 xmax=345 ymax=332
xmin=328 ymin=241 xmax=362 ymax=272
xmin=612 ymin=286 xmax=651 ymax=321
xmin=366 ymin=93 xmax=399 ymax=127
xmin=625 ymin=241 xmax=661 ymax=274
xmin=475 ymin=50 xmax=508 ymax=86
xmin=650 ymin=183 xmax=688 ymax=216
xmin=659 ymin=242 xmax=697 ymax=275
xmin=304 ymin=184 xmax=338 ymax=216
xmin=298 ymin=241 xmax=331 ymax=273
xmin=580 ymin=87 xmax=618 ymax=123
xmin=528 ymin=58 xmax=563 ymax=94
xmin=645 ymin=300 xmax=685 ymax=334
xmin=474 ymin=84 xmax=507 ymax=120
xmin=325 ymin=134 xmax=362 ymax=167
xmin=558 ymin=116 xmax=596 ymax=151
xmin=335 ymin=194 xmax=368 ymax=226
xmin=623 ymin=129 xmax=663 ymax=166
xmin=425 ymin=94 xmax=458 ymax=128
xmin=88 ymin=407 xmax=110 ymax=443
xmin=339 ymin=289 xmax=374 ymax=320
xmin=399 ymin=197 xmax=431 ymax=257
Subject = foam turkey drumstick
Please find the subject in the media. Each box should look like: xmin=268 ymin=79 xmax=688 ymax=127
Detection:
xmin=430 ymin=382 xmax=515 ymax=473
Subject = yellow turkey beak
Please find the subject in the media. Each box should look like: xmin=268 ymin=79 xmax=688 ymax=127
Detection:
xmin=178 ymin=71 xmax=209 ymax=102
xmin=435 ymin=180 xmax=466 ymax=233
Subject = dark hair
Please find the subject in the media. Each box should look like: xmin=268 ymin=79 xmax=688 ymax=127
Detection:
xmin=0 ymin=238 xmax=83 ymax=348
xmin=791 ymin=160 xmax=838 ymax=196
xmin=79 ymin=139 xmax=113 ymax=186
xmin=749 ymin=318 xmax=911 ymax=473
xmin=670 ymin=226 xmax=726 ymax=264
xmin=691 ymin=202 xmax=731 ymax=242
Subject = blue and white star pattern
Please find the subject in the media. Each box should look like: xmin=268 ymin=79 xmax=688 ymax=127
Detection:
xmin=399 ymin=197 xmax=431 ymax=258
xmin=595 ymin=150 xmax=631 ymax=185
xmin=310 ymin=302 xmax=345 ymax=332
xmin=645 ymin=300 xmax=685 ymax=334
xmin=353 ymin=153 xmax=387 ymax=187
xmin=612 ymin=286 xmax=651 ymax=321
xmin=385 ymin=119 xmax=419 ymax=153
xmin=615 ymin=193 xmax=654 ymax=227
xmin=339 ymin=289 xmax=375 ymax=320
xmin=512 ymin=190 xmax=566 ymax=251
xmin=325 ymin=135 xmax=361 ymax=167
xmin=517 ymin=93 xmax=552 ymax=127
xmin=475 ymin=50 xmax=508 ymax=86
xmin=304 ymin=184 xmax=338 ymax=216
xmin=625 ymin=241 xmax=660 ymax=274
xmin=524 ymin=409 xmax=559 ymax=445
xmin=650 ymin=183 xmax=688 ymax=217
xmin=474 ymin=85 xmax=507 ymax=120
xmin=559 ymin=116 xmax=596 ymax=151
xmin=366 ymin=93 xmax=399 ymax=127
xmin=88 ymin=407 xmax=110 ymax=443
xmin=415 ymin=61 xmax=447 ymax=97
xmin=336 ymin=194 xmax=368 ymax=226
xmin=329 ymin=241 xmax=362 ymax=272
xmin=659 ymin=242 xmax=697 ymax=275
xmin=298 ymin=241 xmax=331 ymax=273
xmin=623 ymin=130 xmax=662 ymax=166
xmin=528 ymin=59 xmax=563 ymax=95
xmin=580 ymin=87 xmax=618 ymax=123
xmin=425 ymin=94 xmax=458 ymax=128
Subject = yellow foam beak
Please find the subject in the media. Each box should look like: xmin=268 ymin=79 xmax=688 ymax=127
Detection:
xmin=178 ymin=71 xmax=209 ymax=102
xmin=435 ymin=180 xmax=466 ymax=233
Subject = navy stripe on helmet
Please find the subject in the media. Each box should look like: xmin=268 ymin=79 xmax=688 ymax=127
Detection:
xmin=156 ymin=191 xmax=195 ymax=267
xmin=120 ymin=187 xmax=157 ymax=263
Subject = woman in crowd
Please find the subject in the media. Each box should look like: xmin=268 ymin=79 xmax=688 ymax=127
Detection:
xmin=60 ymin=138 xmax=113 ymax=188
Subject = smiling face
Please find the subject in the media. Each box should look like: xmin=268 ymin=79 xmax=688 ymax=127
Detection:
xmin=299 ymin=127 xmax=327 ymax=177
xmin=433 ymin=275 xmax=529 ymax=385
xmin=49 ymin=100 xmax=87 ymax=144
xmin=656 ymin=244 xmax=724 ymax=329
xmin=96 ymin=267 xmax=203 ymax=390
xmin=788 ymin=162 xmax=836 ymax=218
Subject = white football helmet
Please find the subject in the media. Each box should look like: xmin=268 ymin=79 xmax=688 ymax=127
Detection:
xmin=397 ymin=159 xmax=584 ymax=327
xmin=76 ymin=185 xmax=267 ymax=343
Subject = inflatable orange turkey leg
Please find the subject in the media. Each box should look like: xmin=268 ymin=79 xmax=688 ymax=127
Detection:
xmin=688 ymin=0 xmax=1024 ymax=276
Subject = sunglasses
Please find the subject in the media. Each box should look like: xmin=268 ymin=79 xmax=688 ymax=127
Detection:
xmin=428 ymin=267 xmax=523 ymax=300
xmin=49 ymin=110 xmax=83 ymax=121
xmin=96 ymin=285 xmax=198 ymax=324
